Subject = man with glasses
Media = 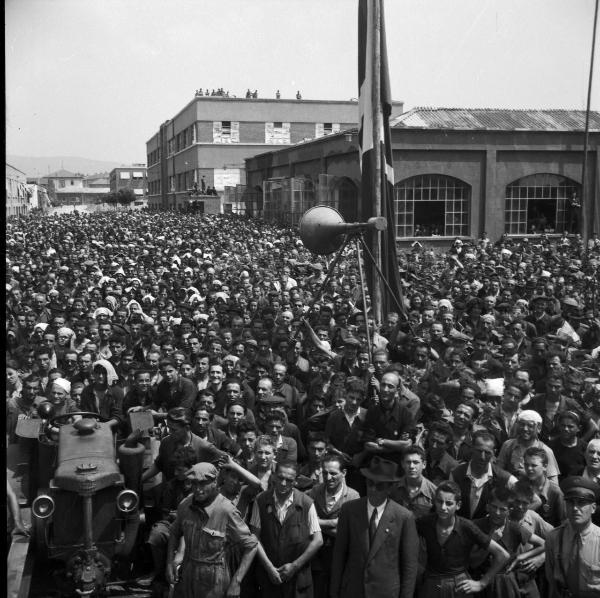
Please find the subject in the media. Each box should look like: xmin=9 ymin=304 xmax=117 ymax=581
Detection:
xmin=61 ymin=349 xmax=80 ymax=381
xmin=331 ymin=456 xmax=418 ymax=598
xmin=545 ymin=476 xmax=600 ymax=598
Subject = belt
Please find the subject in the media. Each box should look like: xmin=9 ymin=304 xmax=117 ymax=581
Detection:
xmin=185 ymin=558 xmax=225 ymax=566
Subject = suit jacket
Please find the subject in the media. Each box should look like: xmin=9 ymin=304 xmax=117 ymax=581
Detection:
xmin=330 ymin=497 xmax=418 ymax=598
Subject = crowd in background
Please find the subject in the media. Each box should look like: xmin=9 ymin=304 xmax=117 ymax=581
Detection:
xmin=5 ymin=209 xmax=600 ymax=598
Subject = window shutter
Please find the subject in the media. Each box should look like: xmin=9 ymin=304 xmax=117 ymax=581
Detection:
xmin=213 ymin=121 xmax=222 ymax=143
xmin=231 ymin=121 xmax=240 ymax=143
xmin=265 ymin=122 xmax=274 ymax=143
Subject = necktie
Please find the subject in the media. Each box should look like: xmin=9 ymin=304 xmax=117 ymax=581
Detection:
xmin=369 ymin=508 xmax=378 ymax=546
xmin=565 ymin=532 xmax=582 ymax=595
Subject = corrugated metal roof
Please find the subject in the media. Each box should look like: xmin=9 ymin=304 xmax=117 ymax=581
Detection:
xmin=391 ymin=108 xmax=600 ymax=131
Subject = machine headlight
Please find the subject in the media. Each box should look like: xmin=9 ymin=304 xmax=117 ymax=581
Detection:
xmin=116 ymin=489 xmax=139 ymax=513
xmin=32 ymin=494 xmax=55 ymax=519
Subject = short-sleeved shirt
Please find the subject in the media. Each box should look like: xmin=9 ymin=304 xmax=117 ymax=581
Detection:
xmin=154 ymin=432 xmax=222 ymax=481
xmin=416 ymin=514 xmax=491 ymax=575
xmin=514 ymin=509 xmax=554 ymax=541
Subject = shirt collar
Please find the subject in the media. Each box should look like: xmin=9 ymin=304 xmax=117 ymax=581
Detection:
xmin=466 ymin=462 xmax=494 ymax=486
xmin=367 ymin=499 xmax=387 ymax=519
xmin=326 ymin=482 xmax=345 ymax=504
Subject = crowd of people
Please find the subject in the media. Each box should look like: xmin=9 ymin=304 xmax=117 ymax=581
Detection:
xmin=192 ymin=88 xmax=302 ymax=100
xmin=5 ymin=208 xmax=600 ymax=598
xmin=195 ymin=89 xmax=232 ymax=97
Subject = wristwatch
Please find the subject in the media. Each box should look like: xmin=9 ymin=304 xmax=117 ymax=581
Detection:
xmin=377 ymin=438 xmax=384 ymax=448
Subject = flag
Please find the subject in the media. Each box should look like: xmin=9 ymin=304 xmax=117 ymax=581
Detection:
xmin=358 ymin=0 xmax=407 ymax=320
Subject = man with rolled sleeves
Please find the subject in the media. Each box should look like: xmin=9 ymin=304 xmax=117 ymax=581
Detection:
xmin=166 ymin=462 xmax=258 ymax=598
xmin=250 ymin=460 xmax=323 ymax=598
xmin=545 ymin=476 xmax=600 ymax=598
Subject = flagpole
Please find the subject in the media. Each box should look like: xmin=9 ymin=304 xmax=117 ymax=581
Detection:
xmin=371 ymin=0 xmax=384 ymax=325
xmin=581 ymin=0 xmax=598 ymax=247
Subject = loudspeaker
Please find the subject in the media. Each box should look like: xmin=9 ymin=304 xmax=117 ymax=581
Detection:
xmin=299 ymin=206 xmax=386 ymax=255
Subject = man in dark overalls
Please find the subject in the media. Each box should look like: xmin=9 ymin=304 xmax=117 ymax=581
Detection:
xmin=167 ymin=463 xmax=258 ymax=598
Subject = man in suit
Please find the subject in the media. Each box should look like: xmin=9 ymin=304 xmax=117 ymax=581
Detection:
xmin=330 ymin=456 xmax=419 ymax=598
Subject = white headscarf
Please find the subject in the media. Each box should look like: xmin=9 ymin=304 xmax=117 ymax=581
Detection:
xmin=92 ymin=359 xmax=119 ymax=387
xmin=52 ymin=378 xmax=71 ymax=394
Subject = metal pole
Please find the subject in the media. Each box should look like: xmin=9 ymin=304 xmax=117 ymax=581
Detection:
xmin=355 ymin=235 xmax=372 ymax=360
xmin=581 ymin=0 xmax=599 ymax=247
xmin=371 ymin=0 xmax=384 ymax=326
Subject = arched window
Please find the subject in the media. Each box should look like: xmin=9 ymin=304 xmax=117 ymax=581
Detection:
xmin=394 ymin=175 xmax=471 ymax=237
xmin=505 ymin=174 xmax=580 ymax=235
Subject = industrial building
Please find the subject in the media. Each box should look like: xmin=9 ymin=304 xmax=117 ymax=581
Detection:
xmin=244 ymin=107 xmax=600 ymax=243
xmin=145 ymin=94 xmax=398 ymax=211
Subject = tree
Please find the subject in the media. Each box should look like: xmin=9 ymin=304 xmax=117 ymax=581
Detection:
xmin=116 ymin=188 xmax=137 ymax=207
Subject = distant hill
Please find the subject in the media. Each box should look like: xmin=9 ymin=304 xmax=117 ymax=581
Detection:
xmin=6 ymin=155 xmax=138 ymax=177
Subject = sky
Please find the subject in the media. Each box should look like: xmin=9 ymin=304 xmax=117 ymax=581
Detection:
xmin=6 ymin=0 xmax=599 ymax=164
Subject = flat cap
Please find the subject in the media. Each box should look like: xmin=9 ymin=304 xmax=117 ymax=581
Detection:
xmin=186 ymin=463 xmax=218 ymax=482
xmin=259 ymin=393 xmax=286 ymax=405
xmin=449 ymin=329 xmax=472 ymax=343
xmin=167 ymin=407 xmax=191 ymax=426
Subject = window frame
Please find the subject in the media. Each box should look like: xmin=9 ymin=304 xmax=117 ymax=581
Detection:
xmin=393 ymin=174 xmax=471 ymax=238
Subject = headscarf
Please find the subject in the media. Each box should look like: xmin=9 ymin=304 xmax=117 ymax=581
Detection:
xmin=52 ymin=378 xmax=71 ymax=394
xmin=92 ymin=359 xmax=119 ymax=386
xmin=517 ymin=410 xmax=542 ymax=424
